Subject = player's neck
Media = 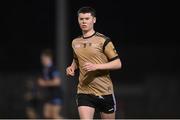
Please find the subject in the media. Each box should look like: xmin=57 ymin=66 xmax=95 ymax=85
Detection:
xmin=82 ymin=29 xmax=95 ymax=39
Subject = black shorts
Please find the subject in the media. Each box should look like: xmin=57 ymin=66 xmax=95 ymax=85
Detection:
xmin=76 ymin=93 xmax=116 ymax=113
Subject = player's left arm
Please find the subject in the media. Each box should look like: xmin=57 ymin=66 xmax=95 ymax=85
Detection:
xmin=83 ymin=41 xmax=122 ymax=71
xmin=98 ymin=41 xmax=122 ymax=70
xmin=97 ymin=58 xmax=121 ymax=70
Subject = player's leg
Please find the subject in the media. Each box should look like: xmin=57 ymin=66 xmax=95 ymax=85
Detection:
xmin=26 ymin=107 xmax=37 ymax=119
xmin=97 ymin=94 xmax=116 ymax=119
xmin=100 ymin=112 xmax=115 ymax=119
xmin=78 ymin=106 xmax=95 ymax=119
xmin=25 ymin=98 xmax=39 ymax=119
xmin=43 ymin=103 xmax=52 ymax=118
xmin=51 ymin=104 xmax=62 ymax=119
xmin=45 ymin=98 xmax=63 ymax=119
xmin=76 ymin=94 xmax=96 ymax=119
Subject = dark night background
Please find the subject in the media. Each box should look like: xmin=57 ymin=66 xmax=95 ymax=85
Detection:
xmin=0 ymin=0 xmax=179 ymax=119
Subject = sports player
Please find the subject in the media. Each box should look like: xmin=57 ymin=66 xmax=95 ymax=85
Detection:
xmin=66 ymin=7 xmax=122 ymax=119
xmin=38 ymin=49 xmax=63 ymax=119
xmin=24 ymin=78 xmax=42 ymax=119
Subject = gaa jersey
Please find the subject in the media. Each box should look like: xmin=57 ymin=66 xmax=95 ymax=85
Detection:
xmin=41 ymin=65 xmax=63 ymax=99
xmin=72 ymin=32 xmax=119 ymax=96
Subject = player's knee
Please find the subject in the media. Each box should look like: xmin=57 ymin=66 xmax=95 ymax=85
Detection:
xmin=51 ymin=112 xmax=60 ymax=119
xmin=44 ymin=112 xmax=51 ymax=119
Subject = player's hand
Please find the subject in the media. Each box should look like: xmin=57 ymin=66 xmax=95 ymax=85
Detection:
xmin=66 ymin=66 xmax=75 ymax=76
xmin=82 ymin=62 xmax=98 ymax=72
xmin=38 ymin=79 xmax=47 ymax=87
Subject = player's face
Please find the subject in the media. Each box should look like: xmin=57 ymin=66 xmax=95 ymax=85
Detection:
xmin=78 ymin=13 xmax=96 ymax=32
xmin=41 ymin=55 xmax=52 ymax=67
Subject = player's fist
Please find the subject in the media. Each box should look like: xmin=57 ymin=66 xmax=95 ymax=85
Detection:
xmin=82 ymin=62 xmax=98 ymax=72
xmin=38 ymin=79 xmax=46 ymax=87
xmin=66 ymin=66 xmax=75 ymax=76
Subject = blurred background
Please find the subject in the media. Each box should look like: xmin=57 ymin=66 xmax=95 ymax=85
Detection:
xmin=0 ymin=0 xmax=179 ymax=119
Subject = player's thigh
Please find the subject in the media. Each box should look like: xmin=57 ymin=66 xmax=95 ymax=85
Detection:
xmin=100 ymin=112 xmax=115 ymax=119
xmin=78 ymin=106 xmax=95 ymax=119
xmin=98 ymin=94 xmax=116 ymax=119
xmin=50 ymin=104 xmax=61 ymax=116
xmin=43 ymin=103 xmax=52 ymax=117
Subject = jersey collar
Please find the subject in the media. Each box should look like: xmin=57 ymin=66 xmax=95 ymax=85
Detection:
xmin=83 ymin=32 xmax=96 ymax=39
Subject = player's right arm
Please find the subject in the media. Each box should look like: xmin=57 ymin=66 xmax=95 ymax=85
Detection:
xmin=66 ymin=59 xmax=78 ymax=76
xmin=67 ymin=39 xmax=79 ymax=76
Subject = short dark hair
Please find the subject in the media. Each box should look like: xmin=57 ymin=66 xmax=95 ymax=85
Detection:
xmin=41 ymin=49 xmax=53 ymax=59
xmin=77 ymin=6 xmax=96 ymax=17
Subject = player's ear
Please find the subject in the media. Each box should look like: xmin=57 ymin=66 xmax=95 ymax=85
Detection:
xmin=93 ymin=17 xmax=96 ymax=23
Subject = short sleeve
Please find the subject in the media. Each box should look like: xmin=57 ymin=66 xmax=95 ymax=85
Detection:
xmin=103 ymin=40 xmax=119 ymax=61
xmin=52 ymin=70 xmax=61 ymax=78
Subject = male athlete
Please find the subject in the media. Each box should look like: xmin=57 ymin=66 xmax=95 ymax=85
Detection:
xmin=66 ymin=7 xmax=122 ymax=119
xmin=38 ymin=49 xmax=63 ymax=119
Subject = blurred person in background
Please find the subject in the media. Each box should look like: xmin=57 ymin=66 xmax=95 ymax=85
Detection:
xmin=66 ymin=7 xmax=122 ymax=119
xmin=38 ymin=49 xmax=63 ymax=119
xmin=24 ymin=77 xmax=42 ymax=119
